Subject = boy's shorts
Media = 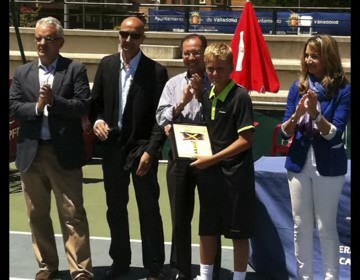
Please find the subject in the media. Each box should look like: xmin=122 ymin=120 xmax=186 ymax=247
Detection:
xmin=197 ymin=163 xmax=256 ymax=239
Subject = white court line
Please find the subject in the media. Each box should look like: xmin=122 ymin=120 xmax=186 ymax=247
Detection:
xmin=10 ymin=231 xmax=234 ymax=250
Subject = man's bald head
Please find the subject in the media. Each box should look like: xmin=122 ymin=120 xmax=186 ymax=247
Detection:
xmin=120 ymin=17 xmax=145 ymax=35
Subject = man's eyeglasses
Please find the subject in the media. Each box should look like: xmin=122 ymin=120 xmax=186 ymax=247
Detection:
xmin=119 ymin=31 xmax=143 ymax=40
xmin=35 ymin=36 xmax=62 ymax=43
xmin=182 ymin=51 xmax=202 ymax=58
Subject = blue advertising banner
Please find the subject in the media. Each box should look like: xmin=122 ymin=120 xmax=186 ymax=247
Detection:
xmin=148 ymin=9 xmax=350 ymax=36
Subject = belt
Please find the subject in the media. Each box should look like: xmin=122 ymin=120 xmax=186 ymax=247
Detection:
xmin=38 ymin=139 xmax=52 ymax=144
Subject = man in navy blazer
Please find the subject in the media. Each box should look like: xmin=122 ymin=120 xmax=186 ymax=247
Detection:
xmin=89 ymin=16 xmax=168 ymax=280
xmin=9 ymin=17 xmax=93 ymax=280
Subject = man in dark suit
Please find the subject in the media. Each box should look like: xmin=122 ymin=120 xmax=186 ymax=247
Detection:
xmin=9 ymin=17 xmax=93 ymax=280
xmin=89 ymin=16 xmax=168 ymax=280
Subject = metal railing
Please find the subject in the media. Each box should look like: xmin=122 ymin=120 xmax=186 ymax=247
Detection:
xmin=11 ymin=0 xmax=54 ymax=3
xmin=10 ymin=1 xmax=350 ymax=33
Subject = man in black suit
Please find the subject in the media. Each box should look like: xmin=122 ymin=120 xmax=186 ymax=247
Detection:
xmin=89 ymin=16 xmax=168 ymax=280
xmin=9 ymin=17 xmax=93 ymax=280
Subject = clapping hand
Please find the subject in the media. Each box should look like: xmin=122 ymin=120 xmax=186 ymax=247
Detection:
xmin=189 ymin=73 xmax=203 ymax=100
xmin=306 ymin=89 xmax=320 ymax=118
xmin=37 ymin=84 xmax=53 ymax=113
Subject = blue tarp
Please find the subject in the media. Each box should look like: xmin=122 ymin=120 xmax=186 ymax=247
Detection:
xmin=148 ymin=9 xmax=350 ymax=36
xmin=250 ymin=156 xmax=350 ymax=279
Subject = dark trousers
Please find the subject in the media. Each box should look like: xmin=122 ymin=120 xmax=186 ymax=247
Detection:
xmin=167 ymin=157 xmax=221 ymax=280
xmin=102 ymin=146 xmax=165 ymax=276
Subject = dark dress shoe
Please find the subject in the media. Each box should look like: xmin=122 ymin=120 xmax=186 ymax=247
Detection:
xmin=106 ymin=264 xmax=130 ymax=279
xmin=74 ymin=274 xmax=94 ymax=280
xmin=35 ymin=269 xmax=59 ymax=280
xmin=212 ymin=270 xmax=220 ymax=280
xmin=147 ymin=271 xmax=164 ymax=280
xmin=171 ymin=273 xmax=188 ymax=280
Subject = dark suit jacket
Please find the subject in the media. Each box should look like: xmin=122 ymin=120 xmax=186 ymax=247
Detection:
xmin=89 ymin=52 xmax=168 ymax=169
xmin=9 ymin=55 xmax=91 ymax=172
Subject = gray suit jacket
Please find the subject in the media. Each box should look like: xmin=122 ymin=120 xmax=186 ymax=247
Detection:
xmin=9 ymin=55 xmax=91 ymax=172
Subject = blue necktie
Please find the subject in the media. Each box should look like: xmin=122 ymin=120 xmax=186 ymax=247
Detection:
xmin=43 ymin=64 xmax=55 ymax=74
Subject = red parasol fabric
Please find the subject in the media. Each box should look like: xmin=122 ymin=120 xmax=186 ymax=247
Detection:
xmin=230 ymin=0 xmax=280 ymax=93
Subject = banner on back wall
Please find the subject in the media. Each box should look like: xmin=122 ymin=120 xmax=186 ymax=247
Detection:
xmin=148 ymin=9 xmax=350 ymax=36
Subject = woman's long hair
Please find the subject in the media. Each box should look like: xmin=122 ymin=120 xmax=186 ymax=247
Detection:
xmin=297 ymin=35 xmax=348 ymax=99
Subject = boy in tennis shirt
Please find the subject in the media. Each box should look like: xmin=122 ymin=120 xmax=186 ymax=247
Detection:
xmin=191 ymin=43 xmax=256 ymax=280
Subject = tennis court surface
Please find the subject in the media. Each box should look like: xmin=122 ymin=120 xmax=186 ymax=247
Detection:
xmin=10 ymin=231 xmax=266 ymax=280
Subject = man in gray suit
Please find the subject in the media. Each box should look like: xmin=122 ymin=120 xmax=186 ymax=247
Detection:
xmin=9 ymin=17 xmax=93 ymax=280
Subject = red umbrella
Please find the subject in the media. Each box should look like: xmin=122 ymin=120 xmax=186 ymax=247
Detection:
xmin=230 ymin=0 xmax=280 ymax=93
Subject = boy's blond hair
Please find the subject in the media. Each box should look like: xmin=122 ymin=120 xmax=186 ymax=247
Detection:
xmin=204 ymin=42 xmax=233 ymax=66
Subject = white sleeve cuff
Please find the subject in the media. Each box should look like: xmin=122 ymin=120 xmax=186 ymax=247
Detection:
xmin=321 ymin=123 xmax=337 ymax=140
xmin=43 ymin=104 xmax=50 ymax=117
xmin=281 ymin=122 xmax=293 ymax=137
xmin=94 ymin=119 xmax=105 ymax=130
xmin=35 ymin=103 xmax=41 ymax=115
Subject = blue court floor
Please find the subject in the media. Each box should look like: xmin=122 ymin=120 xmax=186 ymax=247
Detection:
xmin=10 ymin=231 xmax=266 ymax=280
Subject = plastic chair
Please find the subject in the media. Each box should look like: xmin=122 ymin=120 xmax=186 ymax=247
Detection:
xmin=271 ymin=123 xmax=293 ymax=156
xmin=297 ymin=15 xmax=313 ymax=35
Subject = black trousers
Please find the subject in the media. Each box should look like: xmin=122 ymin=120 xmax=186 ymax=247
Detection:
xmin=167 ymin=156 xmax=221 ymax=280
xmin=102 ymin=146 xmax=165 ymax=276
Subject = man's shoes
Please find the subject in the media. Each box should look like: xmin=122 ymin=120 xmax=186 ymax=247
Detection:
xmin=105 ymin=263 xmax=130 ymax=279
xmin=74 ymin=274 xmax=94 ymax=280
xmin=147 ymin=276 xmax=163 ymax=280
xmin=35 ymin=269 xmax=59 ymax=280
xmin=171 ymin=273 xmax=188 ymax=280
xmin=212 ymin=270 xmax=220 ymax=280
xmin=193 ymin=276 xmax=202 ymax=280
xmin=75 ymin=277 xmax=93 ymax=280
xmin=147 ymin=271 xmax=164 ymax=280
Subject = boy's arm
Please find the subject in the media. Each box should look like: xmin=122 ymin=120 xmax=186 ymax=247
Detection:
xmin=190 ymin=129 xmax=253 ymax=169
